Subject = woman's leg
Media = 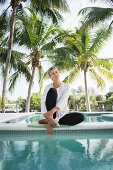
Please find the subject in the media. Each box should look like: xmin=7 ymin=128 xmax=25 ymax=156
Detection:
xmin=59 ymin=112 xmax=84 ymax=125
xmin=46 ymin=88 xmax=57 ymax=119
xmin=39 ymin=88 xmax=57 ymax=124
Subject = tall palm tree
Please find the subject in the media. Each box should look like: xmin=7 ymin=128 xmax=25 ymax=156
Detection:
xmin=14 ymin=8 xmax=67 ymax=112
xmin=0 ymin=0 xmax=69 ymax=112
xmin=49 ymin=26 xmax=113 ymax=111
xmin=0 ymin=0 xmax=22 ymax=112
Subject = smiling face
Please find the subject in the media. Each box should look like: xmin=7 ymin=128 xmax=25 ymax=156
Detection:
xmin=49 ymin=67 xmax=60 ymax=82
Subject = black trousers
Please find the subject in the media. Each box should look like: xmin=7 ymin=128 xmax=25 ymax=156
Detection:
xmin=46 ymin=88 xmax=84 ymax=125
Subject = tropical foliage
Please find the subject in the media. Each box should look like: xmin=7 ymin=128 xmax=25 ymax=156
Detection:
xmin=0 ymin=0 xmax=113 ymax=113
xmin=13 ymin=8 xmax=69 ymax=112
xmin=49 ymin=26 xmax=113 ymax=111
xmin=0 ymin=0 xmax=69 ymax=112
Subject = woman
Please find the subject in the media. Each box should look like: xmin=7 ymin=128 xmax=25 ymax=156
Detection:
xmin=39 ymin=66 xmax=84 ymax=135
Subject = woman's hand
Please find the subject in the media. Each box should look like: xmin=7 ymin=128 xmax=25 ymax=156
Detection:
xmin=44 ymin=107 xmax=59 ymax=119
xmin=44 ymin=110 xmax=53 ymax=119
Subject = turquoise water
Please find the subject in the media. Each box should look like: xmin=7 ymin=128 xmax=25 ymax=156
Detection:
xmin=0 ymin=138 xmax=113 ymax=170
xmin=20 ymin=114 xmax=98 ymax=124
xmin=19 ymin=114 xmax=113 ymax=124
xmin=4 ymin=113 xmax=113 ymax=124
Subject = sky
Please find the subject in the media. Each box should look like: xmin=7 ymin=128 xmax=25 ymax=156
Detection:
xmin=0 ymin=0 xmax=113 ymax=100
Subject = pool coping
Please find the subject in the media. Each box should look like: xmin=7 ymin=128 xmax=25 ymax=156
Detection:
xmin=1 ymin=112 xmax=113 ymax=135
xmin=0 ymin=122 xmax=113 ymax=130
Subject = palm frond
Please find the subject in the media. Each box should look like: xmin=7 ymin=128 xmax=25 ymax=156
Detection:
xmin=97 ymin=66 xmax=113 ymax=81
xmin=14 ymin=59 xmax=31 ymax=81
xmin=41 ymin=41 xmax=56 ymax=51
xmin=90 ymin=69 xmax=105 ymax=88
xmin=78 ymin=28 xmax=91 ymax=52
xmin=40 ymin=25 xmax=56 ymax=46
xmin=15 ymin=8 xmax=38 ymax=48
xmin=31 ymin=0 xmax=69 ymax=12
xmin=89 ymin=28 xmax=112 ymax=53
xmin=26 ymin=8 xmax=37 ymax=25
xmin=8 ymin=71 xmax=19 ymax=92
xmin=30 ymin=0 xmax=69 ymax=24
xmin=39 ymin=8 xmax=63 ymax=24
xmin=0 ymin=10 xmax=9 ymax=34
xmin=14 ymin=19 xmax=32 ymax=49
xmin=79 ymin=7 xmax=113 ymax=27
xmin=49 ymin=46 xmax=74 ymax=66
xmin=63 ymin=67 xmax=80 ymax=83
xmin=92 ymin=58 xmax=113 ymax=70
xmin=65 ymin=36 xmax=81 ymax=55
xmin=41 ymin=28 xmax=67 ymax=50
xmin=0 ymin=48 xmax=27 ymax=70
xmin=53 ymin=29 xmax=71 ymax=43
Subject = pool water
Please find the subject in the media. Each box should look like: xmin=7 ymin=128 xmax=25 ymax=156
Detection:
xmin=5 ymin=113 xmax=113 ymax=124
xmin=0 ymin=138 xmax=113 ymax=170
xmin=19 ymin=114 xmax=113 ymax=124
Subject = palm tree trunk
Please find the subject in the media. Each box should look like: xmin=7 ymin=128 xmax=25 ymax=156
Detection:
xmin=1 ymin=2 xmax=18 ymax=113
xmin=25 ymin=67 xmax=36 ymax=112
xmin=38 ymin=69 xmax=43 ymax=96
xmin=84 ymin=70 xmax=91 ymax=112
xmin=38 ymin=79 xmax=43 ymax=96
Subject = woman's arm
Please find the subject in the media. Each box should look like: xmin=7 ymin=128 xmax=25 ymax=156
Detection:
xmin=56 ymin=84 xmax=70 ymax=111
xmin=41 ymin=86 xmax=48 ymax=114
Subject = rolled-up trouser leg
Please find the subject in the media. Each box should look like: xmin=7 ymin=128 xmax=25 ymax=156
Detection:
xmin=59 ymin=112 xmax=84 ymax=125
xmin=45 ymin=88 xmax=57 ymax=119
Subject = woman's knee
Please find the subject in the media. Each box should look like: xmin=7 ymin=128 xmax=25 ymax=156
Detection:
xmin=47 ymin=88 xmax=57 ymax=96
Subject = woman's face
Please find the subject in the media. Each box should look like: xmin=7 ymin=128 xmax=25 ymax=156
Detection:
xmin=49 ymin=68 xmax=60 ymax=81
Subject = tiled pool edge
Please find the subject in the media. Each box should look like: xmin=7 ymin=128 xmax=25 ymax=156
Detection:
xmin=0 ymin=129 xmax=113 ymax=141
xmin=0 ymin=122 xmax=113 ymax=137
xmin=0 ymin=128 xmax=113 ymax=135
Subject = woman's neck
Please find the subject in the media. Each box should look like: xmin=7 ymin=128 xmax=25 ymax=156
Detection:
xmin=53 ymin=80 xmax=61 ymax=88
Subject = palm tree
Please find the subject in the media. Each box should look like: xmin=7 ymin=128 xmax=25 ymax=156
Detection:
xmin=49 ymin=26 xmax=113 ymax=111
xmin=14 ymin=8 xmax=67 ymax=112
xmin=0 ymin=0 xmax=22 ymax=112
xmin=79 ymin=0 xmax=113 ymax=28
xmin=0 ymin=0 xmax=69 ymax=112
xmin=0 ymin=47 xmax=31 ymax=92
xmin=0 ymin=16 xmax=31 ymax=109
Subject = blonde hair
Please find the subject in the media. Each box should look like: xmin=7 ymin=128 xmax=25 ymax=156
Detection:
xmin=47 ymin=66 xmax=57 ymax=76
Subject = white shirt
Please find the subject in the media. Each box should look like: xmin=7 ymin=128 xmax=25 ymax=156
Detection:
xmin=41 ymin=82 xmax=70 ymax=123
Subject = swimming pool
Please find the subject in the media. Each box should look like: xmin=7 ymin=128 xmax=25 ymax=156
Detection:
xmin=2 ymin=112 xmax=113 ymax=124
xmin=0 ymin=137 xmax=113 ymax=170
xmin=15 ymin=112 xmax=113 ymax=124
xmin=1 ymin=113 xmax=113 ymax=169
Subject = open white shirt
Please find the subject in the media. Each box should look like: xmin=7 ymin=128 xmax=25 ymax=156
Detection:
xmin=41 ymin=82 xmax=70 ymax=124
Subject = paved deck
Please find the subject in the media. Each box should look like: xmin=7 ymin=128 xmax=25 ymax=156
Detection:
xmin=0 ymin=112 xmax=34 ymax=123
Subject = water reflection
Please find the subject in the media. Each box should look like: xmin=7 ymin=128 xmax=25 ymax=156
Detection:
xmin=0 ymin=139 xmax=113 ymax=170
